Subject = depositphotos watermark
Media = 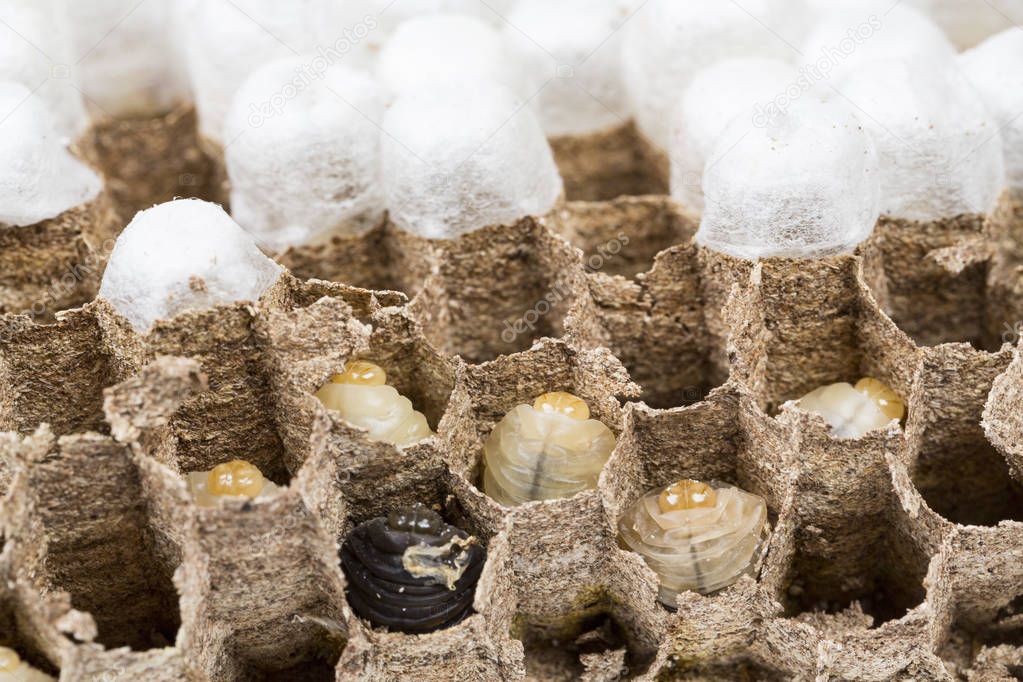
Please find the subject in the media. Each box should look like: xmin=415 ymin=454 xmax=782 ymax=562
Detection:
xmin=501 ymin=232 xmax=630 ymax=344
xmin=247 ymin=16 xmax=378 ymax=128
xmin=752 ymin=14 xmax=883 ymax=128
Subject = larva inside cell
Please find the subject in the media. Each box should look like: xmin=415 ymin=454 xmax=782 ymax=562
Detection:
xmin=186 ymin=459 xmax=279 ymax=508
xmin=618 ymin=479 xmax=768 ymax=608
xmin=482 ymin=391 xmax=616 ymax=506
xmin=339 ymin=504 xmax=485 ymax=634
xmin=796 ymin=377 xmax=906 ymax=439
xmin=315 ymin=361 xmax=433 ymax=447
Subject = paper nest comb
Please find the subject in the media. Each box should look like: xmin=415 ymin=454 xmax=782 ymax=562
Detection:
xmin=1 ymin=120 xmax=1023 ymax=682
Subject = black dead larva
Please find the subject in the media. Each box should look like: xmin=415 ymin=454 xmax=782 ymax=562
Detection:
xmin=618 ymin=480 xmax=768 ymax=608
xmin=482 ymin=391 xmax=616 ymax=506
xmin=340 ymin=505 xmax=485 ymax=634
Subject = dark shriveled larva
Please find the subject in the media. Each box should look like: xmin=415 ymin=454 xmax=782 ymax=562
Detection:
xmin=340 ymin=505 xmax=485 ymax=634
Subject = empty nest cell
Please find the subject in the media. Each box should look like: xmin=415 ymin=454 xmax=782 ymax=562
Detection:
xmin=277 ymin=219 xmax=436 ymax=298
xmin=0 ymin=194 xmax=120 ymax=321
xmin=554 ymin=199 xmax=723 ymax=409
xmin=83 ymin=104 xmax=210 ymax=219
xmin=907 ymin=345 xmax=1023 ymax=527
xmin=4 ymin=430 xmax=180 ymax=652
xmin=863 ymin=194 xmax=1023 ymax=352
xmin=0 ymin=304 xmax=129 ymax=436
xmin=548 ymin=120 xmax=669 ymax=203
xmin=409 ymin=218 xmax=598 ymax=364
xmin=546 ymin=196 xmax=695 ymax=281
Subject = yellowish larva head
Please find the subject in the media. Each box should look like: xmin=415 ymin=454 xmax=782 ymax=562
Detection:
xmin=533 ymin=391 xmax=590 ymax=420
xmin=658 ymin=479 xmax=717 ymax=513
xmin=206 ymin=459 xmax=265 ymax=499
xmin=0 ymin=646 xmax=22 ymax=672
xmin=332 ymin=360 xmax=387 ymax=386
xmin=854 ymin=377 xmax=905 ymax=421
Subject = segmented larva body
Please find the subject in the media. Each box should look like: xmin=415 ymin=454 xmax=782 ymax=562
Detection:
xmin=618 ymin=480 xmax=768 ymax=608
xmin=340 ymin=505 xmax=485 ymax=634
xmin=482 ymin=391 xmax=616 ymax=506
xmin=187 ymin=459 xmax=278 ymax=508
xmin=797 ymin=377 xmax=906 ymax=439
xmin=0 ymin=647 xmax=54 ymax=682
xmin=315 ymin=361 xmax=432 ymax=447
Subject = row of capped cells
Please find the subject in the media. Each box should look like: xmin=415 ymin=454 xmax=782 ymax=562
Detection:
xmin=1 ymin=2 xmax=1023 ymax=368
xmin=2 ymin=0 xmax=1023 ymax=259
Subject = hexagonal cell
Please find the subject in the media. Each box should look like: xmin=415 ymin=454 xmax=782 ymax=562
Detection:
xmin=0 ymin=304 xmax=132 ymax=436
xmin=85 ymin=105 xmax=210 ymax=218
xmin=258 ymin=280 xmax=453 ymax=475
xmin=907 ymin=346 xmax=1023 ymax=526
xmin=726 ymin=255 xmax=919 ymax=418
xmin=277 ymin=221 xmax=437 ymax=299
xmin=5 ymin=431 xmax=181 ymax=651
xmin=300 ymin=449 xmax=511 ymax=679
xmin=557 ymin=208 xmax=738 ymax=410
xmin=767 ymin=410 xmax=931 ymax=628
xmin=181 ymin=485 xmax=346 ymax=682
xmin=518 ymin=613 xmax=648 ymax=680
xmin=0 ymin=194 xmax=120 ymax=320
xmin=597 ymin=393 xmax=793 ymax=677
xmin=862 ymin=204 xmax=1023 ymax=352
xmin=546 ymin=196 xmax=695 ymax=280
xmin=409 ymin=220 xmax=596 ymax=364
xmin=602 ymin=390 xmax=786 ymax=523
xmin=930 ymin=523 xmax=1023 ymax=675
xmin=549 ymin=121 xmax=668 ymax=202
xmin=439 ymin=338 xmax=634 ymax=500
xmin=913 ymin=443 xmax=1023 ymax=527
xmin=781 ymin=545 xmax=928 ymax=627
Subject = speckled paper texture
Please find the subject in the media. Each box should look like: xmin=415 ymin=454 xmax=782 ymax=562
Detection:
xmin=85 ymin=105 xmax=210 ymax=218
xmin=0 ymin=133 xmax=1021 ymax=682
